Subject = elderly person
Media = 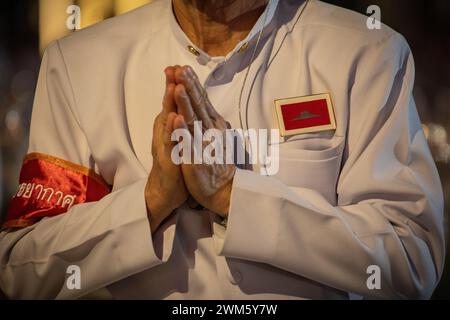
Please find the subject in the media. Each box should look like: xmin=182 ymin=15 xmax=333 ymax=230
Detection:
xmin=0 ymin=0 xmax=444 ymax=299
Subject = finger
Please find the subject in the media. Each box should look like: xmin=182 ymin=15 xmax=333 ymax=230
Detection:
xmin=186 ymin=66 xmax=222 ymax=121
xmin=164 ymin=66 xmax=176 ymax=86
xmin=173 ymin=114 xmax=187 ymax=130
xmin=163 ymin=83 xmax=176 ymax=114
xmin=152 ymin=114 xmax=163 ymax=157
xmin=175 ymin=66 xmax=214 ymax=128
xmin=173 ymin=65 xmax=183 ymax=84
xmin=174 ymin=114 xmax=201 ymax=165
xmin=173 ymin=114 xmax=191 ymax=158
xmin=175 ymin=66 xmax=201 ymax=102
xmin=174 ymin=84 xmax=198 ymax=129
xmin=183 ymin=66 xmax=226 ymax=130
xmin=163 ymin=112 xmax=177 ymax=146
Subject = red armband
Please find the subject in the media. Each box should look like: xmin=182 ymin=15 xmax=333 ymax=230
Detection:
xmin=2 ymin=153 xmax=111 ymax=230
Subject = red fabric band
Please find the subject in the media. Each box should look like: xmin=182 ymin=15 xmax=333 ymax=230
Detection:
xmin=3 ymin=153 xmax=111 ymax=229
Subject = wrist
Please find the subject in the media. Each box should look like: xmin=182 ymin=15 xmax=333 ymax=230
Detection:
xmin=145 ymin=184 xmax=174 ymax=233
xmin=209 ymin=180 xmax=233 ymax=217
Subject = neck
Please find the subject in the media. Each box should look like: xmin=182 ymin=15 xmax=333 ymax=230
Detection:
xmin=173 ymin=0 xmax=269 ymax=57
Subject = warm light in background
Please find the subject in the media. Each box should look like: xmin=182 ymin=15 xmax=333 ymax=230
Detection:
xmin=39 ymin=0 xmax=153 ymax=54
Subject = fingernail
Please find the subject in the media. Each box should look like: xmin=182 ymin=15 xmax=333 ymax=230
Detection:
xmin=187 ymin=66 xmax=194 ymax=76
xmin=181 ymin=69 xmax=189 ymax=80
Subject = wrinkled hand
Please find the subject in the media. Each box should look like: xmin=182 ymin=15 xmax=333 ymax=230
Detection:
xmin=171 ymin=66 xmax=235 ymax=217
xmin=145 ymin=67 xmax=189 ymax=233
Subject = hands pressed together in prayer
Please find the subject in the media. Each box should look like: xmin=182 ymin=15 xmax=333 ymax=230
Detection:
xmin=145 ymin=66 xmax=236 ymax=233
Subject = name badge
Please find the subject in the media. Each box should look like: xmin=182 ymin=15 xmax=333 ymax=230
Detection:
xmin=274 ymin=93 xmax=336 ymax=137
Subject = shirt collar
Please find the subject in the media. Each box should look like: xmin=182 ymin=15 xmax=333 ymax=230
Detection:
xmin=245 ymin=0 xmax=280 ymax=45
xmin=169 ymin=0 xmax=280 ymax=64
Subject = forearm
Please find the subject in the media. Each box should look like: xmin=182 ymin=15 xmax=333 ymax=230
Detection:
xmin=217 ymin=169 xmax=444 ymax=299
xmin=0 ymin=178 xmax=176 ymax=299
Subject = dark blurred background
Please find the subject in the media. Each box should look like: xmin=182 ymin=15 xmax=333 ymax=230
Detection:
xmin=0 ymin=0 xmax=449 ymax=299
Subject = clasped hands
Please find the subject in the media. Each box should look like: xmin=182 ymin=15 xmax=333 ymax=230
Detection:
xmin=145 ymin=65 xmax=235 ymax=233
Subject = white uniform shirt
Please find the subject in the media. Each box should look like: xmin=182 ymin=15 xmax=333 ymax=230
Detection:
xmin=0 ymin=0 xmax=445 ymax=299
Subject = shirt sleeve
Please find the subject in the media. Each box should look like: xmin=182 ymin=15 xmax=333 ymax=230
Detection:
xmin=0 ymin=41 xmax=176 ymax=299
xmin=216 ymin=33 xmax=445 ymax=299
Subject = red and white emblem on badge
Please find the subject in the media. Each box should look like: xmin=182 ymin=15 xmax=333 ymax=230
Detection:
xmin=274 ymin=93 xmax=336 ymax=136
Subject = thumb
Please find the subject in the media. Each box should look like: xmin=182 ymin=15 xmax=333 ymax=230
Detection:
xmin=173 ymin=114 xmax=188 ymax=130
xmin=163 ymin=112 xmax=177 ymax=146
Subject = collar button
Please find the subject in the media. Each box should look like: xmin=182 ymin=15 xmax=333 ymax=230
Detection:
xmin=187 ymin=45 xmax=200 ymax=56
xmin=238 ymin=42 xmax=249 ymax=53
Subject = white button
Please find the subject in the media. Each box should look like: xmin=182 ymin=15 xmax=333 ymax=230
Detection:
xmin=228 ymin=269 xmax=242 ymax=285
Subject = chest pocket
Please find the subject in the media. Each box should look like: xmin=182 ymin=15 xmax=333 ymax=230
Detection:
xmin=273 ymin=134 xmax=345 ymax=205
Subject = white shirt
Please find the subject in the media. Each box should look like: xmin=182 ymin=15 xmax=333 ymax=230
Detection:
xmin=0 ymin=0 xmax=444 ymax=299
